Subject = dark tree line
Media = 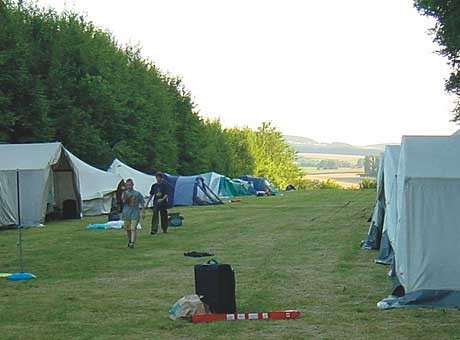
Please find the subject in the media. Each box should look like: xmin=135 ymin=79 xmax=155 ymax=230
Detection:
xmin=0 ymin=1 xmax=305 ymax=188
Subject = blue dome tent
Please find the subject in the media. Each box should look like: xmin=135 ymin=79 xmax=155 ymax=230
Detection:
xmin=164 ymin=174 xmax=223 ymax=207
xmin=238 ymin=175 xmax=276 ymax=195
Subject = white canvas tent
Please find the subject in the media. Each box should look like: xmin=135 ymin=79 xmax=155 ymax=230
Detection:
xmin=379 ymin=133 xmax=460 ymax=308
xmin=374 ymin=145 xmax=400 ymax=265
xmin=66 ymin=151 xmax=122 ymax=216
xmin=107 ymin=158 xmax=156 ymax=198
xmin=382 ymin=145 xmax=401 ymax=244
xmin=0 ymin=142 xmax=81 ymax=227
xmin=360 ymin=155 xmax=385 ymax=250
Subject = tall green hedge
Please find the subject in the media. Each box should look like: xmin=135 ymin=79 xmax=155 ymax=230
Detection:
xmin=0 ymin=1 xmax=305 ymax=188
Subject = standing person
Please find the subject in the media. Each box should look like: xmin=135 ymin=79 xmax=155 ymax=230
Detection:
xmin=115 ymin=180 xmax=127 ymax=213
xmin=122 ymin=178 xmax=145 ymax=248
xmin=144 ymin=172 xmax=169 ymax=235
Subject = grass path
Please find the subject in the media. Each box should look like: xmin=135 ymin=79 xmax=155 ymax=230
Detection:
xmin=1 ymin=191 xmax=460 ymax=339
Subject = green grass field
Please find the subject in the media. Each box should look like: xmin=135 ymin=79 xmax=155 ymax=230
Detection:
xmin=2 ymin=191 xmax=460 ymax=339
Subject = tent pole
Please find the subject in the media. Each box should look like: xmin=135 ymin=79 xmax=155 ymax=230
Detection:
xmin=16 ymin=169 xmax=24 ymax=273
xmin=7 ymin=169 xmax=35 ymax=280
xmin=201 ymin=181 xmax=224 ymax=204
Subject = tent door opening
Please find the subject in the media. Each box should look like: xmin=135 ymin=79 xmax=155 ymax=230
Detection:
xmin=46 ymin=153 xmax=80 ymax=221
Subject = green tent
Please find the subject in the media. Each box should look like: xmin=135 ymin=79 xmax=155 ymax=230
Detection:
xmin=218 ymin=177 xmax=253 ymax=197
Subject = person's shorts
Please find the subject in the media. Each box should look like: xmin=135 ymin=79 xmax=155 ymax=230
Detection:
xmin=124 ymin=219 xmax=139 ymax=231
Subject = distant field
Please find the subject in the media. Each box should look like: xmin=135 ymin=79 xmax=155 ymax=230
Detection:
xmin=300 ymin=166 xmax=365 ymax=189
xmin=305 ymin=169 xmax=365 ymax=188
xmin=297 ymin=153 xmax=364 ymax=161
xmin=303 ymin=168 xmax=364 ymax=175
xmin=298 ymin=153 xmax=367 ymax=188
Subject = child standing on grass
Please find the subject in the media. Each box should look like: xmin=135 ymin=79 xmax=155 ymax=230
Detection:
xmin=122 ymin=178 xmax=145 ymax=248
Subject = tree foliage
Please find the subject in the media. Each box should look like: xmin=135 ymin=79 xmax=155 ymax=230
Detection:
xmin=359 ymin=178 xmax=377 ymax=190
xmin=414 ymin=0 xmax=460 ymax=120
xmin=364 ymin=155 xmax=379 ymax=177
xmin=0 ymin=1 xmax=307 ymax=188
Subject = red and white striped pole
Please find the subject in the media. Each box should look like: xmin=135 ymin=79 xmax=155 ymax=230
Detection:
xmin=191 ymin=310 xmax=301 ymax=323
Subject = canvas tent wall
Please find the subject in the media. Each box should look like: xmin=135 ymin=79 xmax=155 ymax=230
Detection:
xmin=0 ymin=142 xmax=81 ymax=227
xmin=378 ymin=133 xmax=460 ymax=309
xmin=239 ymin=175 xmax=276 ymax=194
xmin=374 ymin=145 xmax=400 ymax=265
xmin=163 ymin=174 xmax=223 ymax=207
xmin=67 ymin=151 xmax=122 ymax=216
xmin=107 ymin=158 xmax=156 ymax=198
xmin=360 ymin=155 xmax=385 ymax=250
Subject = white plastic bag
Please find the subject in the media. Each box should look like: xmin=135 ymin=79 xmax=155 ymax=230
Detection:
xmin=168 ymin=294 xmax=207 ymax=320
xmin=106 ymin=220 xmax=124 ymax=229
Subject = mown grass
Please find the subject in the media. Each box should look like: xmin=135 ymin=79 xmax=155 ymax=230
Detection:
xmin=1 ymin=190 xmax=460 ymax=339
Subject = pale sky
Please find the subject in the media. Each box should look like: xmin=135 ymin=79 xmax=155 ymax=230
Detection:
xmin=36 ymin=0 xmax=459 ymax=145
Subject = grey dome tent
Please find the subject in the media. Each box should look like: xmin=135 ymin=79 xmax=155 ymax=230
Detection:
xmin=0 ymin=142 xmax=82 ymax=227
xmin=67 ymin=151 xmax=122 ymax=216
xmin=378 ymin=133 xmax=460 ymax=309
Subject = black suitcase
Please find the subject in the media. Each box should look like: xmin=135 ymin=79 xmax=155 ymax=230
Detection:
xmin=194 ymin=261 xmax=237 ymax=313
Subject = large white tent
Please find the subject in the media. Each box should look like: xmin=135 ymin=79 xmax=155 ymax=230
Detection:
xmin=360 ymin=155 xmax=385 ymax=250
xmin=0 ymin=142 xmax=81 ymax=227
xmin=379 ymin=133 xmax=460 ymax=308
xmin=67 ymin=151 xmax=122 ymax=216
xmin=107 ymin=158 xmax=156 ymax=198
xmin=374 ymin=145 xmax=400 ymax=265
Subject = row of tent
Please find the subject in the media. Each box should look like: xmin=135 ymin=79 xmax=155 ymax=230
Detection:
xmin=108 ymin=159 xmax=276 ymax=205
xmin=0 ymin=142 xmax=276 ymax=228
xmin=361 ymin=130 xmax=460 ymax=309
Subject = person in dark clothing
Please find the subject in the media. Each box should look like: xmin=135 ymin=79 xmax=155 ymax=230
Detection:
xmin=144 ymin=172 xmax=169 ymax=235
xmin=115 ymin=180 xmax=126 ymax=213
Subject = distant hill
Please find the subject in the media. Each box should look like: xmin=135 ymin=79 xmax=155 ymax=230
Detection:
xmin=285 ymin=135 xmax=386 ymax=156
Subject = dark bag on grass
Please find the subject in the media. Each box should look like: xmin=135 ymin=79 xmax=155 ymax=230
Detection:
xmin=194 ymin=259 xmax=237 ymax=313
xmin=168 ymin=213 xmax=184 ymax=227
